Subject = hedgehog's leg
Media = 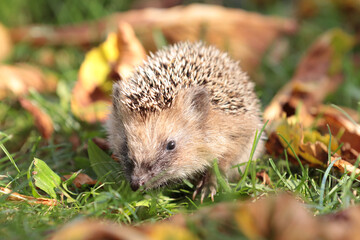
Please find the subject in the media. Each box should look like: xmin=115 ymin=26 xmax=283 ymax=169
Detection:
xmin=192 ymin=170 xmax=217 ymax=203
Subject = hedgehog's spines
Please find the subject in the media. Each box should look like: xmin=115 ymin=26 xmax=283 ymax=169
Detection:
xmin=117 ymin=41 xmax=260 ymax=117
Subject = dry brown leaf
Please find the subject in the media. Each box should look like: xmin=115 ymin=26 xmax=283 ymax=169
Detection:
xmin=92 ymin=137 xmax=110 ymax=151
xmin=320 ymin=203 xmax=360 ymax=240
xmin=113 ymin=22 xmax=146 ymax=80
xmin=266 ymin=118 xmax=341 ymax=167
xmin=333 ymin=158 xmax=360 ymax=180
xmin=264 ymin=29 xmax=354 ymax=125
xmin=48 ymin=194 xmax=319 ymax=240
xmin=235 ymin=194 xmax=319 ymax=240
xmin=49 ymin=193 xmax=360 ymax=240
xmin=71 ymin=22 xmax=146 ymax=123
xmin=0 ymin=23 xmax=12 ymax=62
xmin=10 ymin=4 xmax=297 ymax=73
xmin=62 ymin=173 xmax=97 ymax=188
xmin=0 ymin=64 xmax=57 ymax=100
xmin=256 ymin=170 xmax=273 ymax=186
xmin=19 ymin=98 xmax=54 ymax=139
xmin=0 ymin=187 xmax=58 ymax=206
xmin=319 ymin=108 xmax=360 ymax=153
xmin=50 ymin=219 xmax=148 ymax=240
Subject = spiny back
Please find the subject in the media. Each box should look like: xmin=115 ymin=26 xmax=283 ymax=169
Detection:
xmin=118 ymin=42 xmax=260 ymax=115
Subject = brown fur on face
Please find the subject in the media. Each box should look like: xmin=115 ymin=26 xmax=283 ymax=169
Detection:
xmin=107 ymin=85 xmax=264 ymax=191
xmin=108 ymin=87 xmax=216 ymax=190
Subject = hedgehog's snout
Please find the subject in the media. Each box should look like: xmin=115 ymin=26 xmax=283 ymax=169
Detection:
xmin=130 ymin=165 xmax=156 ymax=191
xmin=130 ymin=176 xmax=144 ymax=191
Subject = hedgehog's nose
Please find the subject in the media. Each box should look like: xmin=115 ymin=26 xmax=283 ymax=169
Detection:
xmin=130 ymin=182 xmax=139 ymax=191
xmin=130 ymin=177 xmax=145 ymax=191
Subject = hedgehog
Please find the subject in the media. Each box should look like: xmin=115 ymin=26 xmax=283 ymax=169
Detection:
xmin=107 ymin=41 xmax=264 ymax=202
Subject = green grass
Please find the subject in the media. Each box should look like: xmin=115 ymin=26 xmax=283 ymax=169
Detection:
xmin=1 ymin=0 xmax=360 ymax=239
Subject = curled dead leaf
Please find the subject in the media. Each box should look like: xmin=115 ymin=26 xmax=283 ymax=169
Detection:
xmin=333 ymin=158 xmax=360 ymax=180
xmin=50 ymin=219 xmax=147 ymax=240
xmin=264 ymin=29 xmax=354 ymax=124
xmin=10 ymin=4 xmax=297 ymax=73
xmin=113 ymin=21 xmax=146 ymax=80
xmin=62 ymin=173 xmax=97 ymax=188
xmin=267 ymin=118 xmax=340 ymax=167
xmin=19 ymin=98 xmax=54 ymax=139
xmin=319 ymin=107 xmax=360 ymax=153
xmin=0 ymin=64 xmax=57 ymax=100
xmin=0 ymin=187 xmax=58 ymax=206
xmin=92 ymin=137 xmax=110 ymax=151
xmin=256 ymin=170 xmax=272 ymax=186
xmin=71 ymin=22 xmax=146 ymax=123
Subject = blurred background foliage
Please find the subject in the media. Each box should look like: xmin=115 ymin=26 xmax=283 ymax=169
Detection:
xmin=1 ymin=0 xmax=359 ymax=107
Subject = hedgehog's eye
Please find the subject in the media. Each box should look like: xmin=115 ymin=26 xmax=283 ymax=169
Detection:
xmin=166 ymin=140 xmax=176 ymax=151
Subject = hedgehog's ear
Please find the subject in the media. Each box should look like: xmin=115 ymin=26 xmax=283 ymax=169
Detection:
xmin=180 ymin=87 xmax=210 ymax=120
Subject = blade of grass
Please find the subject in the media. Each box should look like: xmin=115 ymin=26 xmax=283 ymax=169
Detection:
xmin=319 ymin=157 xmax=340 ymax=208
xmin=0 ymin=143 xmax=20 ymax=173
xmin=284 ymin=149 xmax=294 ymax=178
xmin=269 ymin=158 xmax=293 ymax=190
xmin=213 ymin=159 xmax=231 ymax=193
xmin=331 ymin=104 xmax=358 ymax=126
xmin=236 ymin=120 xmax=268 ymax=189
xmin=277 ymin=133 xmax=305 ymax=174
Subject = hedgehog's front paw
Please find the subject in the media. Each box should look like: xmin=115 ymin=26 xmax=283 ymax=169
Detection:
xmin=192 ymin=171 xmax=217 ymax=203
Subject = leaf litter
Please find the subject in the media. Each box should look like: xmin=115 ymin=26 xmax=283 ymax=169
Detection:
xmin=1 ymin=2 xmax=360 ymax=240
xmin=264 ymin=28 xmax=360 ymax=180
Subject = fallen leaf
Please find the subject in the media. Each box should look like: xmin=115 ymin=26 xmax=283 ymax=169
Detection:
xmin=50 ymin=219 xmax=147 ymax=240
xmin=0 ymin=64 xmax=57 ymax=100
xmin=264 ymin=29 xmax=354 ymax=124
xmin=113 ymin=21 xmax=146 ymax=80
xmin=256 ymin=170 xmax=273 ymax=186
xmin=267 ymin=118 xmax=341 ymax=167
xmin=48 ymin=193 xmax=360 ymax=240
xmin=0 ymin=23 xmax=12 ymax=61
xmin=234 ymin=194 xmax=319 ymax=240
xmin=333 ymin=158 xmax=360 ymax=180
xmin=319 ymin=107 xmax=360 ymax=153
xmin=92 ymin=137 xmax=110 ymax=151
xmin=71 ymin=22 xmax=146 ymax=123
xmin=10 ymin=4 xmax=297 ymax=73
xmin=62 ymin=173 xmax=97 ymax=188
xmin=49 ymin=194 xmax=327 ymax=240
xmin=319 ymin=203 xmax=360 ymax=240
xmin=19 ymin=98 xmax=54 ymax=139
xmin=148 ymin=224 xmax=199 ymax=240
xmin=0 ymin=187 xmax=58 ymax=206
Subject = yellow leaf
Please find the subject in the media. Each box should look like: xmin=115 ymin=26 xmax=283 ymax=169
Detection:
xmin=149 ymin=224 xmax=199 ymax=240
xmin=78 ymin=33 xmax=118 ymax=93
xmin=234 ymin=205 xmax=261 ymax=240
